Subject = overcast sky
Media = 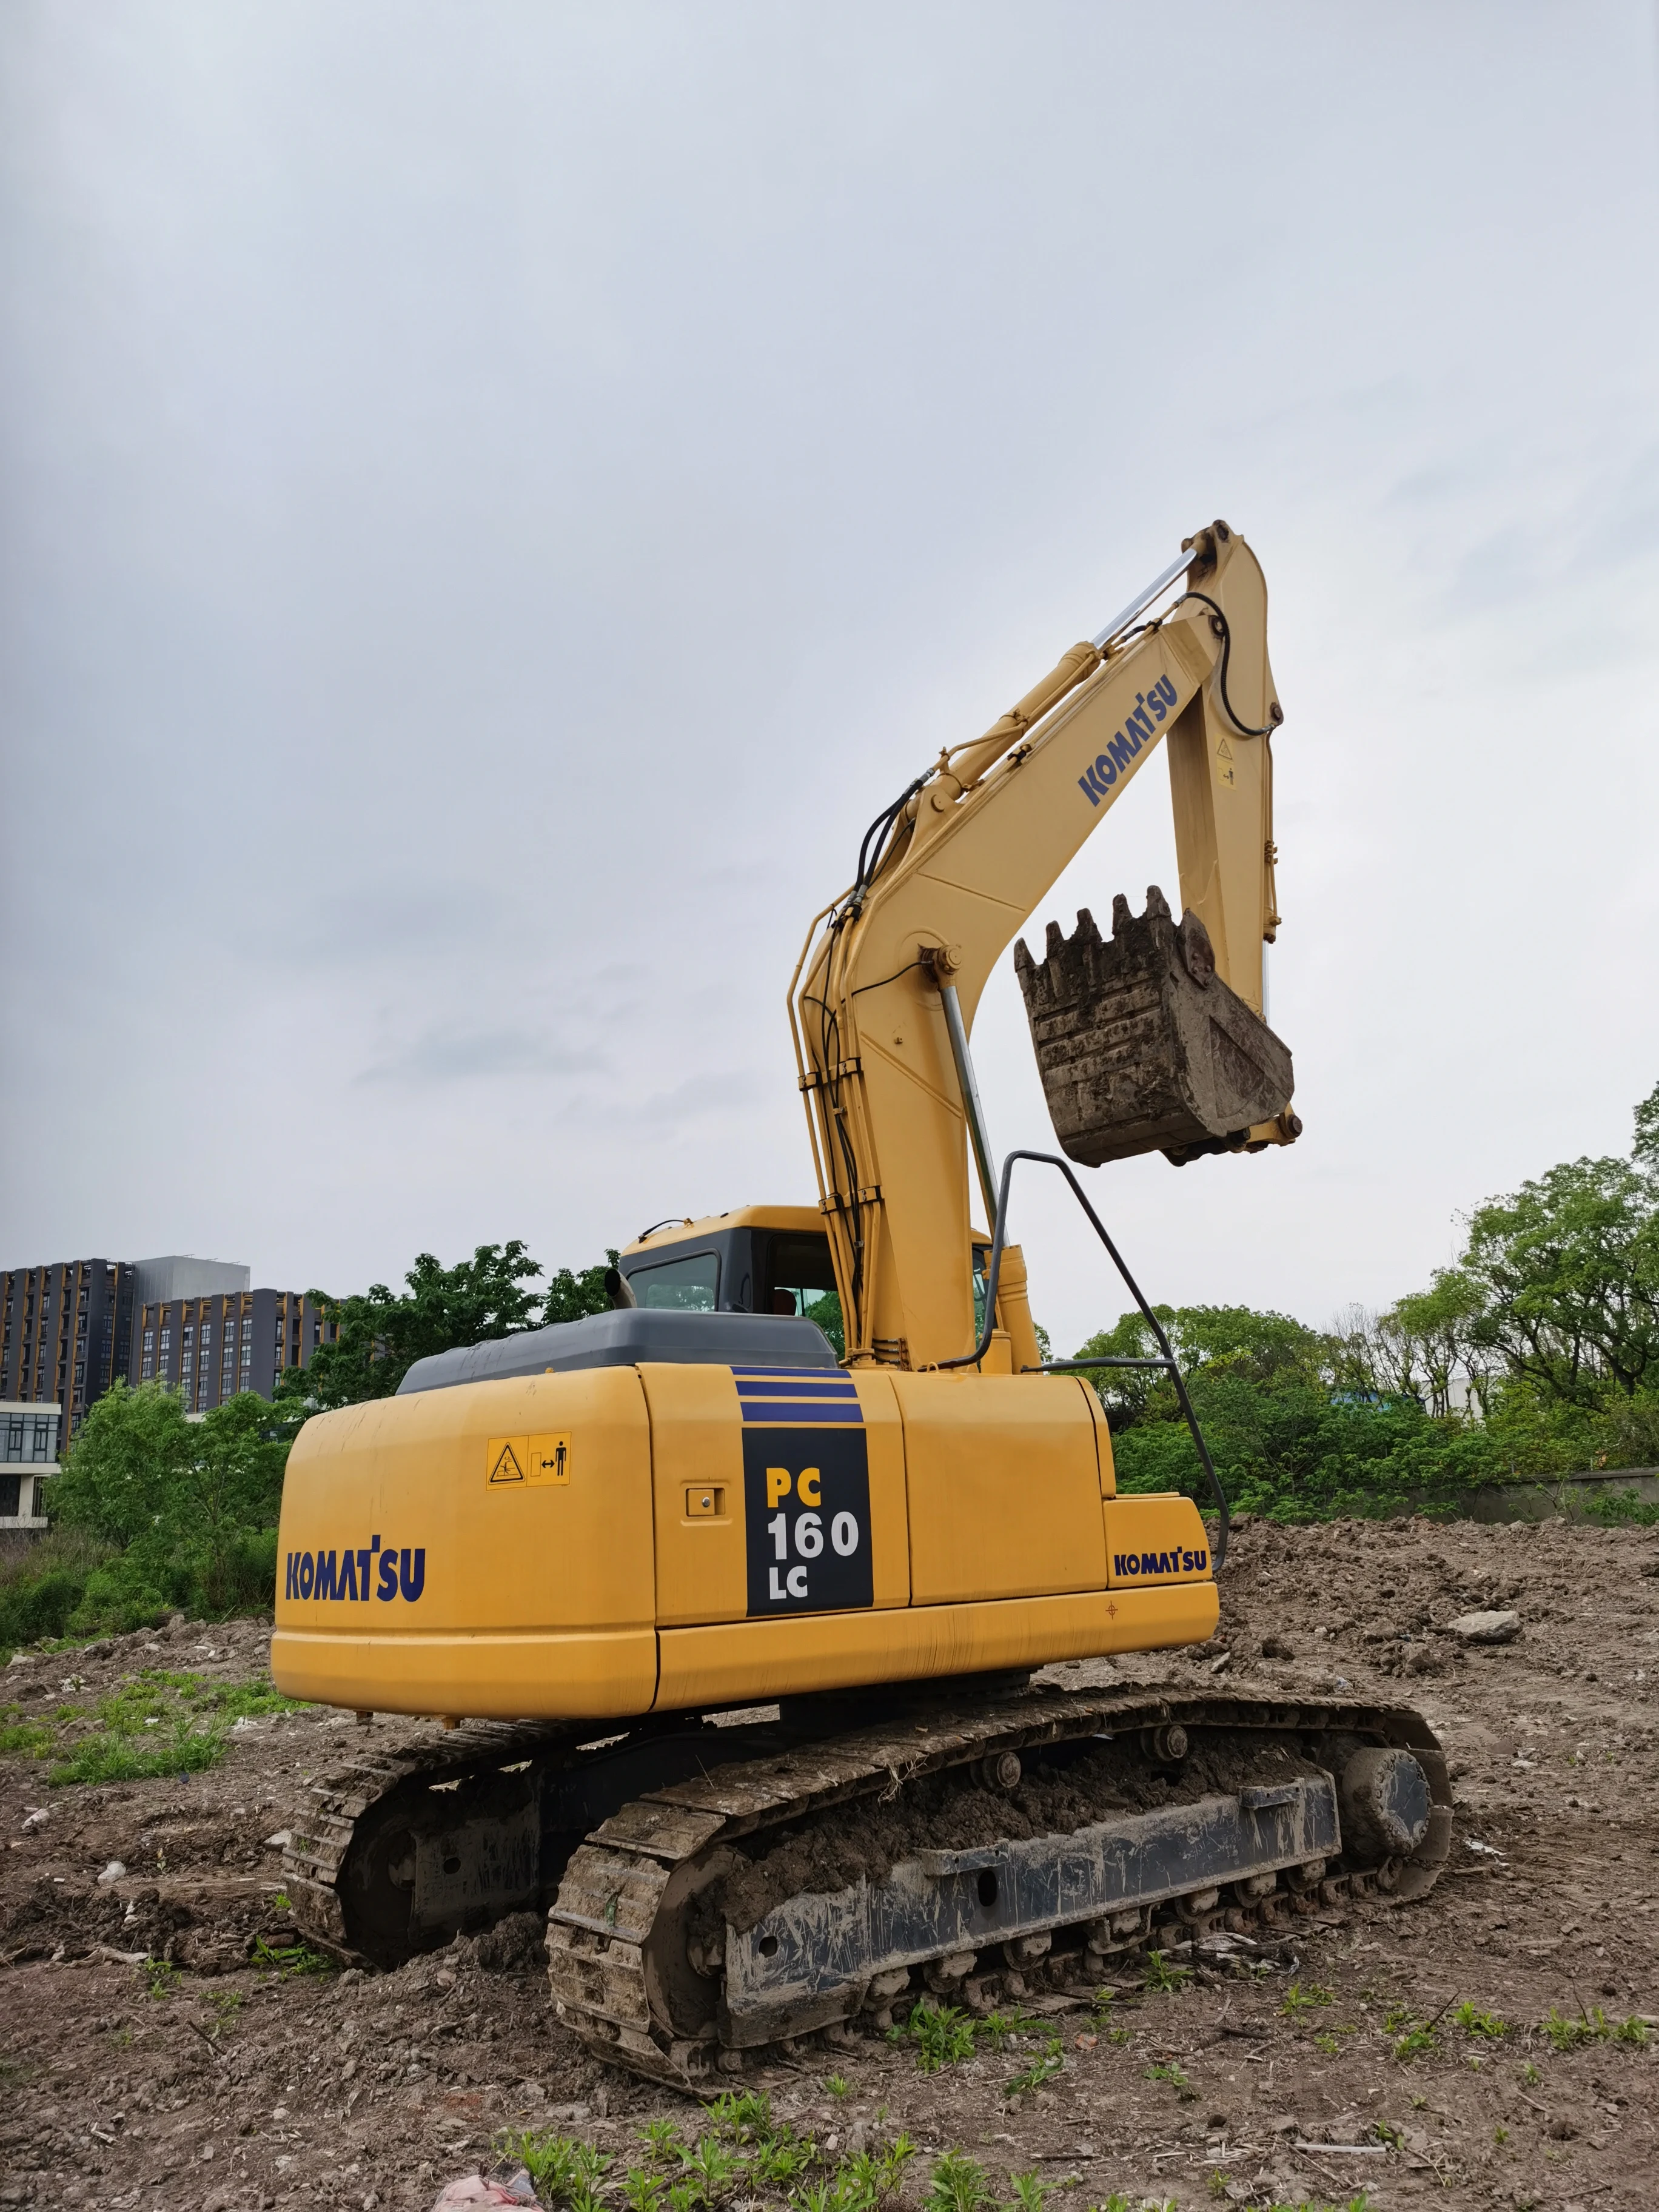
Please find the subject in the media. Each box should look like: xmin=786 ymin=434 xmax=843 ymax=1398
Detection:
xmin=3 ymin=3 xmax=1657 ymax=1353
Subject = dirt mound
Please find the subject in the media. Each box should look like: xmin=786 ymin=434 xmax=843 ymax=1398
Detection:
xmin=2 ymin=1517 xmax=1657 ymax=2208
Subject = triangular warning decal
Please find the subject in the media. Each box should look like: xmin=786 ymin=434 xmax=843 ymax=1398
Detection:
xmin=489 ymin=1442 xmax=526 ymax=1484
xmin=1216 ymin=739 xmax=1234 ymax=760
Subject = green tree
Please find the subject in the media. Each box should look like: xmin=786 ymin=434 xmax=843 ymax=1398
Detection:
xmin=50 ymin=1378 xmax=192 ymax=1547
xmin=279 ymin=1241 xmax=552 ymax=1411
xmin=52 ymin=1381 xmax=296 ymax=1622
xmin=1074 ymin=1303 xmax=1323 ymax=1428
xmin=1454 ymin=1110 xmax=1659 ymax=1406
xmin=543 ymin=1256 xmax=618 ymax=1327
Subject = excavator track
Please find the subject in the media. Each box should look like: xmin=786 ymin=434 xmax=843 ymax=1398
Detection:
xmin=282 ymin=1682 xmax=1451 ymax=2093
xmin=546 ymin=1683 xmax=1453 ymax=2090
xmin=283 ymin=1719 xmax=582 ymax=1958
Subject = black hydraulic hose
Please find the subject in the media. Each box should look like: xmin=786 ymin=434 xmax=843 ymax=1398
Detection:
xmin=1173 ymin=591 xmax=1280 ymax=739
xmin=937 ymin=1147 xmax=1232 ymax=1569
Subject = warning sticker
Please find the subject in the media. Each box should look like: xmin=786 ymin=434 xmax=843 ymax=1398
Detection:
xmin=526 ymin=1433 xmax=572 ymax=1485
xmin=486 ymin=1433 xmax=571 ymax=1488
xmin=487 ymin=1436 xmax=528 ymax=1486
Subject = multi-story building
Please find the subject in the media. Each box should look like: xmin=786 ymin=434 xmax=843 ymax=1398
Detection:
xmin=0 ymin=1402 xmax=59 ymax=1530
xmin=133 ymin=1286 xmax=331 ymax=1412
xmin=0 ymin=1261 xmax=135 ymax=1443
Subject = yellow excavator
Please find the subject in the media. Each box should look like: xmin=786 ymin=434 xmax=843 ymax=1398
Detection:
xmin=273 ymin=525 xmax=1449 ymax=2086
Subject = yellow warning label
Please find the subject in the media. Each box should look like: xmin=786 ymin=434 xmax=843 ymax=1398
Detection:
xmin=526 ymin=1432 xmax=572 ymax=1485
xmin=486 ymin=1436 xmax=528 ymax=1486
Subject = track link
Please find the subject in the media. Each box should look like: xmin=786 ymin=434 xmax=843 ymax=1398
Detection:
xmin=284 ymin=1720 xmax=580 ymax=1956
xmin=546 ymin=1684 xmax=1452 ymax=2090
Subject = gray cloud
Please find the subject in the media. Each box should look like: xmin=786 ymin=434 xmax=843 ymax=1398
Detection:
xmin=2 ymin=2 xmax=1657 ymax=1355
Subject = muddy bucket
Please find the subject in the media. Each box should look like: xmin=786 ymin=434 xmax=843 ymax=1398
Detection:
xmin=1014 ymin=886 xmax=1296 ymax=1167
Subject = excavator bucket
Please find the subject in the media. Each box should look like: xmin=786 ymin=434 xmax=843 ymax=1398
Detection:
xmin=1014 ymin=885 xmax=1296 ymax=1167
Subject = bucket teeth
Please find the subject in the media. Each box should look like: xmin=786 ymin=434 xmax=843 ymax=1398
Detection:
xmin=1015 ymin=884 xmax=1294 ymax=1166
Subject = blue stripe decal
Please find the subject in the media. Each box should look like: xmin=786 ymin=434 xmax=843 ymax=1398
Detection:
xmin=730 ymin=1365 xmax=863 ymax=1425
xmin=735 ymin=1381 xmax=857 ymax=1399
xmin=740 ymin=1403 xmax=865 ymax=1425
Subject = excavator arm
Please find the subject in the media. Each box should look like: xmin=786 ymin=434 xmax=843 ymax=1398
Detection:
xmin=792 ymin=521 xmax=1292 ymax=1372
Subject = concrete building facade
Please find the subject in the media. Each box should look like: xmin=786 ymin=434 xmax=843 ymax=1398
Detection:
xmin=0 ymin=1403 xmax=59 ymax=1529
xmin=0 ymin=1255 xmax=327 ymax=1433
xmin=134 ymin=1286 xmax=330 ymax=1411
xmin=0 ymin=1261 xmax=135 ymax=1441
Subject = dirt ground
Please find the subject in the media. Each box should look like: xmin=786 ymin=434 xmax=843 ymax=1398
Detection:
xmin=2 ymin=1515 xmax=1657 ymax=2212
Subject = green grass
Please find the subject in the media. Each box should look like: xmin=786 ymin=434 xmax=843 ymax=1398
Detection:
xmin=1453 ymin=2000 xmax=1509 ymax=2039
xmin=1145 ymin=2058 xmax=1194 ymax=2097
xmin=1282 ymin=1980 xmax=1334 ymax=2017
xmin=143 ymin=1957 xmax=179 ymax=2000
xmin=1004 ymin=2039 xmax=1065 ymax=2096
xmin=0 ymin=1706 xmax=55 ymax=1756
xmin=250 ymin=1935 xmax=335 ymax=1979
xmin=1541 ymin=2003 xmax=1649 ymax=2051
xmin=1140 ymin=1948 xmax=1193 ymax=1994
xmin=504 ymin=2116 xmax=913 ymax=2212
xmin=887 ymin=2000 xmax=977 ymax=2071
xmin=922 ymin=2153 xmax=993 ymax=2212
xmin=23 ymin=1667 xmax=304 ymax=1787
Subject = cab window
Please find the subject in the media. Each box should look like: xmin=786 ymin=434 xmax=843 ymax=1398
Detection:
xmin=762 ymin=1232 xmax=843 ymax=1355
xmin=629 ymin=1252 xmax=720 ymax=1310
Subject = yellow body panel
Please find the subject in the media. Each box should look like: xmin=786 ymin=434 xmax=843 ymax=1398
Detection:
xmin=274 ymin=1626 xmax=657 ymax=1721
xmin=273 ymin=1369 xmax=659 ymax=1717
xmin=890 ymin=1371 xmax=1106 ymax=1605
xmin=655 ymin=1581 xmax=1218 ymax=1712
xmin=272 ymin=1363 xmax=1217 ymax=1722
xmin=638 ymin=1364 xmax=910 ymax=1624
xmin=1102 ymin=1493 xmax=1214 ymax=1585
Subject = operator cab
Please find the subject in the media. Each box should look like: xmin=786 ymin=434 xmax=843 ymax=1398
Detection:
xmin=617 ymin=1207 xmax=844 ymax=1352
xmin=616 ymin=1207 xmax=998 ymax=1359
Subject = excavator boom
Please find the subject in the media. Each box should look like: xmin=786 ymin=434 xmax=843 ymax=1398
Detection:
xmin=793 ymin=522 xmax=1295 ymax=1373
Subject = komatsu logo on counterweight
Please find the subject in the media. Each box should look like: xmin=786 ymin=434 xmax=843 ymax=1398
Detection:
xmin=1114 ymin=1546 xmax=1208 ymax=1577
xmin=284 ymin=1536 xmax=425 ymax=1603
xmin=1077 ymin=674 xmax=1179 ymax=806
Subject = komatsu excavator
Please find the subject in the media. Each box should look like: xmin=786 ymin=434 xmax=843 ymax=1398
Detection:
xmin=273 ymin=524 xmax=1450 ymax=2086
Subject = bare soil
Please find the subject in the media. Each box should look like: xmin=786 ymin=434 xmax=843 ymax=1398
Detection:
xmin=2 ymin=1515 xmax=1657 ymax=2212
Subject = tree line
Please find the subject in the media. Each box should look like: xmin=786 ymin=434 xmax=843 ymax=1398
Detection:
xmin=1087 ymin=1080 xmax=1659 ymax=1518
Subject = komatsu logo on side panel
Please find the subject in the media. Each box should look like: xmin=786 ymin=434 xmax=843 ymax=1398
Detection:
xmin=284 ymin=1537 xmax=425 ymax=1603
xmin=1114 ymin=1547 xmax=1208 ymax=1577
xmin=1077 ymin=675 xmax=1179 ymax=807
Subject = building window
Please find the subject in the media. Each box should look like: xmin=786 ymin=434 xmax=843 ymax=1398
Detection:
xmin=0 ymin=1475 xmax=19 ymax=1518
xmin=240 ymin=1342 xmax=252 ymax=1369
xmin=159 ymin=1329 xmax=172 ymax=1355
xmin=4 ymin=1416 xmax=21 ymax=1458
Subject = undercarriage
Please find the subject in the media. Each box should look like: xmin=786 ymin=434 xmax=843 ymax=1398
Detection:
xmin=286 ymin=1675 xmax=1450 ymax=2091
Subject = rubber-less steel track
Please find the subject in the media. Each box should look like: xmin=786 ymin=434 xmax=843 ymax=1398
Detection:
xmin=546 ymin=1684 xmax=1452 ymax=2090
xmin=283 ymin=1720 xmax=579 ymax=1954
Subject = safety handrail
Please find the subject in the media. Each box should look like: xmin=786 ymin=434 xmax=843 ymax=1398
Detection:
xmin=938 ymin=1147 xmax=1231 ymax=1569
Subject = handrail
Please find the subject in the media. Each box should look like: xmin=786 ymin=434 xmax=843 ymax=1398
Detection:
xmin=937 ymin=1147 xmax=1231 ymax=1568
